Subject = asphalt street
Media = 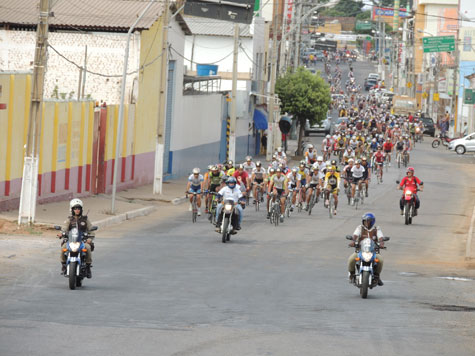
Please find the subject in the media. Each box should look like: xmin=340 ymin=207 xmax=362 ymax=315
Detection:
xmin=1 ymin=63 xmax=475 ymax=356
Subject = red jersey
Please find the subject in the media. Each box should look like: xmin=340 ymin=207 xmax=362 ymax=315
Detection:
xmin=383 ymin=142 xmax=393 ymax=151
xmin=373 ymin=151 xmax=385 ymax=163
xmin=233 ymin=170 xmax=249 ymax=181
xmin=399 ymin=176 xmax=422 ymax=193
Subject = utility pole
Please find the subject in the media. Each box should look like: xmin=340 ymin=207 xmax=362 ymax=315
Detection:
xmin=267 ymin=17 xmax=278 ymax=161
xmin=152 ymin=0 xmax=169 ymax=196
xmin=451 ymin=5 xmax=460 ymax=135
xmin=228 ymin=23 xmax=240 ymax=163
xmin=81 ymin=45 xmax=87 ymax=98
xmin=18 ymin=0 xmax=50 ymax=225
xmin=293 ymin=1 xmax=302 ymax=70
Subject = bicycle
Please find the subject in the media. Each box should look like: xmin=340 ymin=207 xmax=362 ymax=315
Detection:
xmin=285 ymin=192 xmax=293 ymax=218
xmin=207 ymin=192 xmax=218 ymax=225
xmin=396 ymin=151 xmax=403 ymax=168
xmin=344 ymin=179 xmax=352 ymax=205
xmin=308 ymin=187 xmax=318 ymax=215
xmin=272 ymin=197 xmax=281 ymax=226
xmin=254 ymin=183 xmax=264 ymax=212
xmin=188 ymin=192 xmax=198 ymax=223
xmin=328 ymin=192 xmax=335 ymax=219
xmin=402 ymin=151 xmax=409 ymax=168
xmin=353 ymin=184 xmax=361 ymax=210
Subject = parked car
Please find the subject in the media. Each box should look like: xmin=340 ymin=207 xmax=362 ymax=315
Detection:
xmin=380 ymin=91 xmax=395 ymax=102
xmin=331 ymin=117 xmax=349 ymax=133
xmin=448 ymin=132 xmax=475 ymax=154
xmin=368 ymin=73 xmax=380 ymax=81
xmin=364 ymin=78 xmax=377 ymax=91
xmin=305 ymin=118 xmax=331 ymax=136
xmin=420 ymin=116 xmax=435 ymax=137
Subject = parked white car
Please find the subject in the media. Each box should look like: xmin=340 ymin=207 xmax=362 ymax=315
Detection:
xmin=448 ymin=132 xmax=475 ymax=154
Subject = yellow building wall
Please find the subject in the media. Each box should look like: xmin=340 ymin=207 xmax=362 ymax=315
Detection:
xmin=312 ymin=22 xmax=342 ymax=35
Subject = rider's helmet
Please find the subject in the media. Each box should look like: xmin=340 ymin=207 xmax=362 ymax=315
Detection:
xmin=211 ymin=165 xmax=219 ymax=173
xmin=362 ymin=212 xmax=376 ymax=230
xmin=246 ymin=156 xmax=252 ymax=162
xmin=361 ymin=157 xmax=367 ymax=162
xmin=227 ymin=160 xmax=234 ymax=168
xmin=317 ymin=156 xmax=323 ymax=162
xmin=192 ymin=167 xmax=200 ymax=174
xmin=256 ymin=161 xmax=262 ymax=167
xmin=70 ymin=198 xmax=83 ymax=215
xmin=276 ymin=168 xmax=282 ymax=174
xmin=372 ymin=138 xmax=376 ymax=143
xmin=292 ymin=168 xmax=298 ymax=174
xmin=307 ymin=144 xmax=314 ymax=149
xmin=269 ymin=168 xmax=275 ymax=175
xmin=407 ymin=167 xmax=415 ymax=175
xmin=386 ymin=137 xmax=391 ymax=142
xmin=226 ymin=177 xmax=237 ymax=188
xmin=348 ymin=158 xmax=355 ymax=163
xmin=331 ymin=159 xmax=337 ymax=166
xmin=313 ymin=165 xmax=319 ymax=171
xmin=277 ymin=147 xmax=283 ymax=153
xmin=326 ymin=134 xmax=331 ymax=139
xmin=355 ymin=159 xmax=361 ymax=164
xmin=207 ymin=165 xmax=213 ymax=171
xmin=272 ymin=154 xmax=277 ymax=160
xmin=237 ymin=164 xmax=244 ymax=170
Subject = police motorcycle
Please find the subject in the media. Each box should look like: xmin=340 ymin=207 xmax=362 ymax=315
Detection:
xmin=346 ymin=234 xmax=390 ymax=299
xmin=55 ymin=225 xmax=98 ymax=290
xmin=218 ymin=199 xmax=239 ymax=243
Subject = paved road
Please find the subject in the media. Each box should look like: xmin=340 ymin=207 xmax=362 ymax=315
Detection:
xmin=2 ymin=65 xmax=475 ymax=356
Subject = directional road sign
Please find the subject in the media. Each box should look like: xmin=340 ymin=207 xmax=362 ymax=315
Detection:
xmin=423 ymin=36 xmax=455 ymax=53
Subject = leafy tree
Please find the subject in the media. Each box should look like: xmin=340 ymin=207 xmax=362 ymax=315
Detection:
xmin=321 ymin=0 xmax=364 ymax=17
xmin=276 ymin=68 xmax=331 ymax=155
xmin=356 ymin=10 xmax=371 ymax=20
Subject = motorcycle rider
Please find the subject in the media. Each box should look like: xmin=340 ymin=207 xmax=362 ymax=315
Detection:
xmin=58 ymin=199 xmax=94 ymax=278
xmin=398 ymin=167 xmax=423 ymax=215
xmin=215 ymin=177 xmax=245 ymax=232
xmin=347 ymin=213 xmax=385 ymax=286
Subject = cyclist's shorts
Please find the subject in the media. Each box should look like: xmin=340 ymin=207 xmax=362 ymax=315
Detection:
xmin=275 ymin=188 xmax=285 ymax=196
xmin=327 ymin=185 xmax=338 ymax=194
xmin=189 ymin=185 xmax=201 ymax=194
xmin=210 ymin=184 xmax=220 ymax=192
xmin=254 ymin=178 xmax=264 ymax=184
xmin=300 ymin=179 xmax=307 ymax=186
xmin=309 ymin=183 xmax=319 ymax=189
xmin=352 ymin=177 xmax=363 ymax=184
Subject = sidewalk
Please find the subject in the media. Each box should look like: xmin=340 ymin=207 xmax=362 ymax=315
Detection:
xmin=465 ymin=204 xmax=475 ymax=260
xmin=0 ymin=178 xmax=188 ymax=230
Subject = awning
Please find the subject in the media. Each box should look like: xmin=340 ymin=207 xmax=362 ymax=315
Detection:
xmin=253 ymin=108 xmax=268 ymax=130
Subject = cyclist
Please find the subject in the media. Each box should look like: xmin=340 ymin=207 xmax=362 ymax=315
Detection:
xmin=343 ymin=146 xmax=355 ymax=165
xmin=267 ymin=168 xmax=288 ymax=222
xmin=242 ymin=156 xmax=256 ymax=176
xmin=297 ymin=161 xmax=309 ymax=205
xmin=372 ymin=146 xmax=385 ymax=183
xmin=382 ymin=138 xmax=393 ymax=166
xmin=323 ymin=165 xmax=340 ymax=215
xmin=322 ymin=135 xmax=333 ymax=161
xmin=233 ymin=164 xmax=250 ymax=196
xmin=186 ymin=168 xmax=204 ymax=216
xmin=286 ymin=168 xmax=300 ymax=211
xmin=360 ymin=157 xmax=371 ymax=197
xmin=206 ymin=165 xmax=225 ymax=213
xmin=225 ymin=160 xmax=235 ymax=176
xmin=342 ymin=158 xmax=354 ymax=192
xmin=251 ymin=161 xmax=267 ymax=205
xmin=350 ymin=159 xmax=365 ymax=205
xmin=304 ymin=144 xmax=318 ymax=165
xmin=402 ymin=135 xmax=412 ymax=163
xmin=305 ymin=165 xmax=321 ymax=211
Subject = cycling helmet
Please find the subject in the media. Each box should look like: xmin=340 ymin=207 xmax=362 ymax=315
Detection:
xmin=207 ymin=165 xmax=213 ymax=170
xmin=226 ymin=177 xmax=237 ymax=188
xmin=237 ymin=164 xmax=244 ymax=169
xmin=356 ymin=159 xmax=361 ymax=164
xmin=348 ymin=158 xmax=355 ymax=163
xmin=70 ymin=198 xmax=83 ymax=210
xmin=407 ymin=167 xmax=415 ymax=174
xmin=292 ymin=168 xmax=298 ymax=173
xmin=269 ymin=168 xmax=275 ymax=174
xmin=317 ymin=156 xmax=323 ymax=161
xmin=362 ymin=212 xmax=376 ymax=229
xmin=192 ymin=167 xmax=200 ymax=174
xmin=326 ymin=135 xmax=331 ymax=139
xmin=256 ymin=161 xmax=262 ymax=167
xmin=246 ymin=156 xmax=252 ymax=161
xmin=228 ymin=160 xmax=233 ymax=165
xmin=277 ymin=147 xmax=283 ymax=153
xmin=361 ymin=157 xmax=367 ymax=161
xmin=276 ymin=168 xmax=282 ymax=173
xmin=307 ymin=144 xmax=314 ymax=149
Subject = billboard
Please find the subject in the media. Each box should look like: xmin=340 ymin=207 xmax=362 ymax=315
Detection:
xmin=372 ymin=7 xmax=409 ymax=20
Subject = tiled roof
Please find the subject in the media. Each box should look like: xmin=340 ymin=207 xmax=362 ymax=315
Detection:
xmin=0 ymin=0 xmax=164 ymax=31
xmin=184 ymin=16 xmax=252 ymax=38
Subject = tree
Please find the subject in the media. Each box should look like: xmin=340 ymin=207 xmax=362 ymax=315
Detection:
xmin=276 ymin=67 xmax=331 ymax=155
xmin=321 ymin=0 xmax=364 ymax=17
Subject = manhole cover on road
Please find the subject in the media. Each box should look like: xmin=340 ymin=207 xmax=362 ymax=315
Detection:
xmin=430 ymin=304 xmax=475 ymax=312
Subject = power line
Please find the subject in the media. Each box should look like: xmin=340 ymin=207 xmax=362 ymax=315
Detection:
xmin=170 ymin=45 xmax=235 ymax=65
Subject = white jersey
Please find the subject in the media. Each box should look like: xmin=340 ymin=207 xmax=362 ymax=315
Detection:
xmin=252 ymin=167 xmax=266 ymax=180
xmin=218 ymin=186 xmax=243 ymax=203
xmin=351 ymin=165 xmax=365 ymax=179
xmin=188 ymin=174 xmax=204 ymax=187
xmin=287 ymin=172 xmax=299 ymax=186
xmin=242 ymin=162 xmax=256 ymax=175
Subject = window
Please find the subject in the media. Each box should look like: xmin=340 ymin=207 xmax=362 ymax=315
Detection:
xmin=464 ymin=36 xmax=472 ymax=52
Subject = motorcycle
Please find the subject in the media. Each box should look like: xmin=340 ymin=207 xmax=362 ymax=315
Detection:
xmin=217 ymin=199 xmax=239 ymax=243
xmin=396 ymin=180 xmax=419 ymax=225
xmin=346 ymin=235 xmax=390 ymax=299
xmin=55 ymin=225 xmax=98 ymax=290
xmin=431 ymin=133 xmax=454 ymax=149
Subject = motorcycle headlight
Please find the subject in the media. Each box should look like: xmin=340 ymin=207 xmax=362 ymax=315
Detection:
xmin=69 ymin=242 xmax=80 ymax=252
xmin=224 ymin=204 xmax=233 ymax=212
xmin=362 ymin=251 xmax=373 ymax=262
xmin=405 ymin=190 xmax=412 ymax=196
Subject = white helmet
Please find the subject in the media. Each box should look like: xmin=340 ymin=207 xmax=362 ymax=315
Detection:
xmin=326 ymin=135 xmax=331 ymax=139
xmin=70 ymin=198 xmax=83 ymax=210
xmin=192 ymin=167 xmax=200 ymax=174
xmin=348 ymin=158 xmax=355 ymax=163
xmin=317 ymin=156 xmax=323 ymax=161
xmin=277 ymin=147 xmax=282 ymax=153
xmin=307 ymin=144 xmax=314 ymax=149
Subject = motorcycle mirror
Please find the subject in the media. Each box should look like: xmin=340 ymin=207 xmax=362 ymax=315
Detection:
xmin=345 ymin=235 xmax=353 ymax=240
xmin=90 ymin=226 xmax=98 ymax=231
xmin=383 ymin=236 xmax=390 ymax=241
xmin=54 ymin=225 xmax=62 ymax=230
xmin=396 ymin=180 xmax=400 ymax=184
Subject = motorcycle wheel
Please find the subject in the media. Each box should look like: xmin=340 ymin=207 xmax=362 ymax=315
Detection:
xmin=405 ymin=203 xmax=411 ymax=225
xmin=76 ymin=275 xmax=82 ymax=287
xmin=69 ymin=262 xmax=77 ymax=290
xmin=222 ymin=217 xmax=229 ymax=243
xmin=360 ymin=271 xmax=369 ymax=299
xmin=431 ymin=139 xmax=440 ymax=148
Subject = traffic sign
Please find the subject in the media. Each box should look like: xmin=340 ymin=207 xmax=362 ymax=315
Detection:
xmin=464 ymin=89 xmax=475 ymax=104
xmin=423 ymin=36 xmax=455 ymax=53
xmin=433 ymin=93 xmax=439 ymax=101
xmin=407 ymin=82 xmax=412 ymax=88
xmin=356 ymin=21 xmax=372 ymax=31
xmin=366 ymin=36 xmax=372 ymax=41
xmin=422 ymin=92 xmax=428 ymax=99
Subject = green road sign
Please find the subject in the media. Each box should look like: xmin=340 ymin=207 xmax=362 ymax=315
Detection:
xmin=423 ymin=36 xmax=455 ymax=53
xmin=356 ymin=21 xmax=372 ymax=31
xmin=464 ymin=88 xmax=475 ymax=104
xmin=366 ymin=36 xmax=372 ymax=41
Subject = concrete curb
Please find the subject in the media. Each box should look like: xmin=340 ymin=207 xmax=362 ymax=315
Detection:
xmin=172 ymin=196 xmax=187 ymax=205
xmin=93 ymin=206 xmax=156 ymax=229
xmin=465 ymin=204 xmax=475 ymax=260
